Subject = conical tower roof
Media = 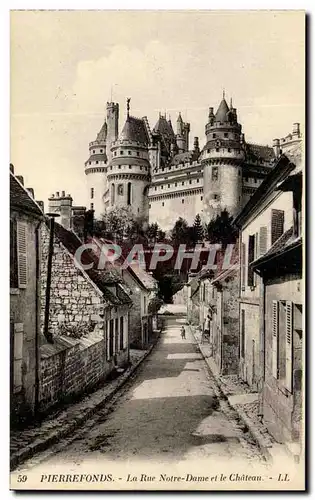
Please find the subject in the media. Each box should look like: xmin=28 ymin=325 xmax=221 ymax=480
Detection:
xmin=96 ymin=121 xmax=107 ymax=142
xmin=119 ymin=116 xmax=149 ymax=145
xmin=215 ymin=98 xmax=229 ymax=122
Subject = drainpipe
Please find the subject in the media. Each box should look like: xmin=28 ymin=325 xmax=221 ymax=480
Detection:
xmin=43 ymin=213 xmax=60 ymax=344
xmin=34 ymin=218 xmax=44 ymax=416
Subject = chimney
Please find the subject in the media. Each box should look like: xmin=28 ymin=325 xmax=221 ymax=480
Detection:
xmin=194 ymin=137 xmax=200 ymax=154
xmin=59 ymin=192 xmax=73 ymax=230
xmin=10 ymin=163 xmax=14 ymax=174
xmin=71 ymin=206 xmax=86 ymax=240
xmin=61 ymin=190 xmax=65 ymax=197
xmin=293 ymin=123 xmax=300 ymax=137
xmin=56 ymin=191 xmax=60 ymax=198
xmin=36 ymin=200 xmax=45 ymax=212
xmin=16 ymin=175 xmax=24 ymax=186
xmin=272 ymin=138 xmax=281 ymax=158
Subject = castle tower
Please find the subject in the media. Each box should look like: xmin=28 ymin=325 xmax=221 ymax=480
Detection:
xmin=176 ymin=113 xmax=186 ymax=153
xmin=106 ymin=102 xmax=119 ymax=163
xmin=201 ymin=94 xmax=245 ymax=220
xmin=84 ymin=115 xmax=108 ymax=219
xmin=106 ymin=98 xmax=151 ymax=221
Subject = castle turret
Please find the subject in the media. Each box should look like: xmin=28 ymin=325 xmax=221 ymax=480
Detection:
xmin=176 ymin=112 xmax=186 ymax=153
xmin=84 ymin=115 xmax=108 ymax=219
xmin=106 ymin=98 xmax=151 ymax=221
xmin=201 ymin=93 xmax=245 ymax=220
xmin=106 ymin=102 xmax=119 ymax=162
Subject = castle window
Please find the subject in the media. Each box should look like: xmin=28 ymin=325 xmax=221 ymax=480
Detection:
xmin=228 ymin=148 xmax=231 ymax=152
xmin=213 ymin=133 xmax=216 ymax=138
xmin=149 ymin=204 xmax=151 ymax=209
xmin=96 ymin=161 xmax=99 ymax=164
xmin=110 ymin=166 xmax=112 ymax=170
xmin=245 ymin=177 xmax=249 ymax=182
xmin=114 ymin=152 xmax=117 ymax=156
xmin=91 ymin=188 xmax=94 ymax=199
xmin=207 ymin=149 xmax=210 ymax=153
xmin=254 ymin=178 xmax=257 ymax=183
xmin=216 ymin=148 xmax=220 ymax=152
xmin=100 ymin=149 xmax=103 ymax=153
xmin=189 ymin=180 xmax=192 ymax=184
xmin=90 ymin=203 xmax=94 ymax=210
xmin=111 ymin=184 xmax=115 ymax=205
xmin=162 ymin=202 xmax=164 ymax=207
xmin=169 ymin=166 xmax=171 ymax=170
xmin=128 ymin=151 xmax=131 ymax=155
xmin=212 ymin=167 xmax=218 ymax=181
xmin=182 ymin=199 xmax=185 ymax=204
xmin=127 ymin=182 xmax=132 ymax=205
xmin=214 ymin=194 xmax=219 ymax=201
xmin=118 ymin=165 xmax=121 ymax=169
xmin=168 ymin=184 xmax=170 ymax=188
xmin=175 ymin=183 xmax=177 ymax=187
xmin=197 ymin=178 xmax=200 ymax=183
xmin=117 ymin=184 xmax=124 ymax=196
xmin=182 ymin=182 xmax=185 ymax=186
xmin=89 ymin=161 xmax=91 ymax=165
xmin=129 ymin=165 xmax=132 ymax=169
xmin=120 ymin=151 xmax=123 ymax=155
xmin=224 ymin=133 xmax=228 ymax=138
xmin=140 ymin=166 xmax=142 ymax=170
xmin=161 ymin=185 xmax=163 ymax=190
xmin=93 ymin=150 xmax=95 ymax=153
xmin=201 ymin=196 xmax=203 ymax=201
xmin=137 ymin=152 xmax=140 ymax=157
xmin=155 ymin=186 xmax=157 ymax=191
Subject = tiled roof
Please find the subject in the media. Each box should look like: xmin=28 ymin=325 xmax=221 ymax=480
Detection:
xmin=119 ymin=116 xmax=149 ymax=145
xmin=52 ymin=222 xmax=131 ymax=306
xmin=245 ymin=143 xmax=275 ymax=163
xmin=10 ymin=171 xmax=43 ymax=216
xmin=85 ymin=153 xmax=107 ymax=165
xmin=128 ymin=262 xmax=157 ymax=290
xmin=153 ymin=115 xmax=175 ymax=139
xmin=96 ymin=121 xmax=107 ymax=142
xmin=215 ymin=98 xmax=230 ymax=122
xmin=253 ymin=227 xmax=302 ymax=268
xmin=171 ymin=150 xmax=200 ymax=166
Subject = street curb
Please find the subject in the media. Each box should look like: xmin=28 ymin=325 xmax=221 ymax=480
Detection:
xmin=188 ymin=324 xmax=273 ymax=462
xmin=10 ymin=331 xmax=162 ymax=471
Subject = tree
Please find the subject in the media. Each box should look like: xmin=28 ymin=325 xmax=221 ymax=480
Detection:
xmin=189 ymin=213 xmax=204 ymax=245
xmin=146 ymin=222 xmax=166 ymax=245
xmin=98 ymin=207 xmax=141 ymax=243
xmin=171 ymin=217 xmax=190 ymax=246
xmin=206 ymin=209 xmax=238 ymax=247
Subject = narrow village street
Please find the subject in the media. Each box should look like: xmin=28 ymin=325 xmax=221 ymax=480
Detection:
xmin=16 ymin=307 xmax=264 ymax=476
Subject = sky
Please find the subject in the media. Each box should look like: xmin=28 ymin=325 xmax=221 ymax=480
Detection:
xmin=10 ymin=10 xmax=305 ymax=208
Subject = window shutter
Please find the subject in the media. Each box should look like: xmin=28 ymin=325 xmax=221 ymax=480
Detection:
xmin=259 ymin=226 xmax=268 ymax=256
xmin=17 ymin=221 xmax=27 ymax=288
xmin=241 ymin=242 xmax=246 ymax=290
xmin=271 ymin=209 xmax=284 ymax=245
xmin=285 ymin=301 xmax=293 ymax=392
xmin=123 ymin=315 xmax=128 ymax=348
xmin=253 ymin=232 xmax=259 ymax=286
xmin=272 ymin=300 xmax=279 ymax=379
xmin=247 ymin=235 xmax=255 ymax=287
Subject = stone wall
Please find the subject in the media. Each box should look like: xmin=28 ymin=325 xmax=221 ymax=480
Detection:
xmin=222 ymin=271 xmax=240 ymax=375
xmin=40 ymin=224 xmax=104 ymax=338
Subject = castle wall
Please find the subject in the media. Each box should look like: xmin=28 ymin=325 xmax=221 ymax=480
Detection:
xmin=85 ymin=168 xmax=107 ymax=219
xmin=149 ymin=191 xmax=203 ymax=230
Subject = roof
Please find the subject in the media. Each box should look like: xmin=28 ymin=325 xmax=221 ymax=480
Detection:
xmin=215 ymin=98 xmax=230 ymax=122
xmin=153 ymin=115 xmax=175 ymax=139
xmin=170 ymin=150 xmax=200 ymax=166
xmin=245 ymin=143 xmax=275 ymax=163
xmin=119 ymin=116 xmax=149 ymax=145
xmin=233 ymin=154 xmax=296 ymax=228
xmin=128 ymin=262 xmax=157 ymax=291
xmin=96 ymin=121 xmax=107 ymax=142
xmin=212 ymin=265 xmax=238 ymax=285
xmin=10 ymin=171 xmax=43 ymax=216
xmin=253 ymin=227 xmax=302 ymax=271
xmin=52 ymin=222 xmax=131 ymax=306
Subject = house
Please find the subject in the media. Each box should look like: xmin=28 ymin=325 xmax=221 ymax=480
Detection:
xmin=252 ymin=158 xmax=303 ymax=446
xmin=233 ymin=154 xmax=298 ymax=391
xmin=39 ymin=219 xmax=132 ymax=411
xmin=10 ymin=167 xmax=44 ymax=423
xmin=90 ymin=237 xmax=159 ymax=349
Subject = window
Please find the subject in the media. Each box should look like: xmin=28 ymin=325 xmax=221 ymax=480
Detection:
xmin=228 ymin=148 xmax=231 ymax=152
xmin=216 ymin=148 xmax=220 ymax=152
xmin=96 ymin=161 xmax=99 ymax=164
xmin=127 ymin=182 xmax=132 ymax=205
xmin=259 ymin=226 xmax=268 ymax=256
xmin=189 ymin=180 xmax=192 ymax=184
xmin=161 ymin=185 xmax=163 ymax=190
xmin=89 ymin=161 xmax=91 ymax=165
xmin=272 ymin=301 xmax=279 ymax=379
xmin=140 ymin=167 xmax=143 ymax=171
xmin=10 ymin=219 xmax=18 ymax=288
xmin=240 ymin=310 xmax=245 ymax=358
xmin=119 ymin=316 xmax=124 ymax=350
xmin=137 ymin=152 xmax=140 ymax=157
xmin=110 ymin=166 xmax=113 ymax=170
xmin=90 ymin=203 xmax=94 ymax=210
xmin=285 ymin=301 xmax=293 ymax=391
xmin=182 ymin=181 xmax=185 ymax=186
xmin=12 ymin=323 xmax=23 ymax=392
xmin=224 ymin=133 xmax=228 ymax=137
xmin=245 ymin=177 xmax=248 ymax=182
xmin=118 ymin=165 xmax=121 ymax=169
xmin=120 ymin=151 xmax=123 ymax=155
xmin=182 ymin=199 xmax=184 ymax=204
xmin=15 ymin=221 xmax=27 ymax=288
xmin=128 ymin=151 xmax=131 ymax=155
xmin=155 ymin=186 xmax=157 ymax=191
xmin=117 ymin=184 xmax=123 ymax=195
xmin=213 ymin=133 xmax=216 ymax=138
xmin=175 ymin=183 xmax=177 ymax=187
xmin=100 ymin=149 xmax=103 ymax=153
xmin=201 ymin=196 xmax=203 ymax=201
xmin=114 ymin=152 xmax=117 ymax=156
xmin=168 ymin=184 xmax=170 ymax=188
xmin=108 ymin=319 xmax=114 ymax=358
xmin=197 ymin=179 xmax=200 ymax=183
xmin=241 ymin=242 xmax=246 ymax=291
xmin=247 ymin=234 xmax=255 ymax=287
xmin=90 ymin=187 xmax=94 ymax=199
xmin=149 ymin=204 xmax=151 ymax=209
xmin=213 ymin=194 xmax=219 ymax=201
xmin=93 ymin=150 xmax=95 ymax=153
xmin=162 ymin=202 xmax=164 ymax=207
xmin=212 ymin=167 xmax=218 ymax=181
xmin=129 ymin=165 xmax=132 ymax=169
xmin=271 ymin=209 xmax=284 ymax=244
xmin=115 ymin=317 xmax=119 ymax=353
xmin=111 ymin=183 xmax=115 ymax=205
xmin=207 ymin=149 xmax=210 ymax=153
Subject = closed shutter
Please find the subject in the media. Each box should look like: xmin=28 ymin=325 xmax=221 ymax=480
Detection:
xmin=271 ymin=209 xmax=284 ymax=245
xmin=285 ymin=301 xmax=293 ymax=392
xmin=247 ymin=235 xmax=255 ymax=287
xmin=253 ymin=232 xmax=259 ymax=286
xmin=272 ymin=300 xmax=279 ymax=379
xmin=259 ymin=226 xmax=268 ymax=256
xmin=241 ymin=242 xmax=246 ymax=290
xmin=17 ymin=221 xmax=27 ymax=288
xmin=106 ymin=320 xmax=110 ymax=361
xmin=119 ymin=316 xmax=124 ymax=350
xmin=115 ymin=318 xmax=119 ymax=354
xmin=241 ymin=309 xmax=245 ymax=358
xmin=123 ymin=315 xmax=128 ymax=348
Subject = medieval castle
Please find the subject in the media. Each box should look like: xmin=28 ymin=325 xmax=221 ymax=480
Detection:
xmin=48 ymin=94 xmax=302 ymax=231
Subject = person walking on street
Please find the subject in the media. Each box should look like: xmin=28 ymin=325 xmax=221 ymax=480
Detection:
xmin=201 ymin=314 xmax=211 ymax=343
xmin=181 ymin=326 xmax=186 ymax=340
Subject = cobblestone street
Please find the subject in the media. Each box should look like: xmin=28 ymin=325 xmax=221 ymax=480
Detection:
xmin=15 ymin=308 xmax=265 ymax=477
